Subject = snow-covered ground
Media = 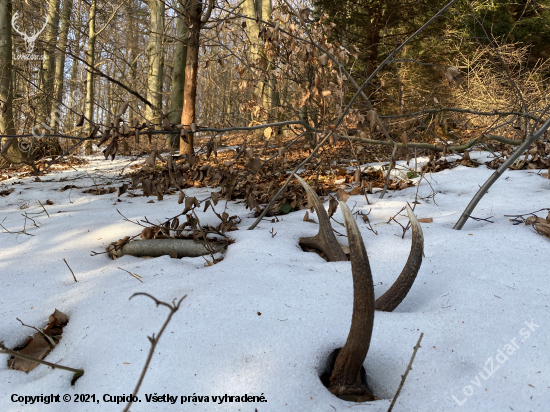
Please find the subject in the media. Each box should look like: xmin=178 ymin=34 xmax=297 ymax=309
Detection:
xmin=0 ymin=152 xmax=548 ymax=412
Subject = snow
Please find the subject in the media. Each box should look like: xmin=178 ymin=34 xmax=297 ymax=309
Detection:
xmin=1 ymin=152 xmax=549 ymax=412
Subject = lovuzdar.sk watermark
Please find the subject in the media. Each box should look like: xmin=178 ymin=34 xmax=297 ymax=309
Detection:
xmin=451 ymin=319 xmax=540 ymax=406
xmin=12 ymin=11 xmax=48 ymax=61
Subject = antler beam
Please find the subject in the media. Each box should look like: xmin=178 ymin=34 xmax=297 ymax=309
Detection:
xmin=328 ymin=201 xmax=375 ymax=397
xmin=375 ymin=205 xmax=424 ymax=312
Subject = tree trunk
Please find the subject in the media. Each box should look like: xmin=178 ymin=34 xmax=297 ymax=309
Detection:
xmin=50 ymin=0 xmax=73 ymax=131
xmin=145 ymin=0 xmax=165 ymax=123
xmin=0 ymin=0 xmax=26 ymax=165
xmin=38 ymin=0 xmax=61 ymax=125
xmin=242 ymin=0 xmax=273 ymax=125
xmin=169 ymin=0 xmax=188 ymax=126
xmin=84 ymin=0 xmax=97 ymax=154
xmin=179 ymin=0 xmax=202 ymax=155
xmin=126 ymin=0 xmax=139 ymax=127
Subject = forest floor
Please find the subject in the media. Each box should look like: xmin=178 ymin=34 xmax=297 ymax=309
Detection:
xmin=0 ymin=149 xmax=549 ymax=411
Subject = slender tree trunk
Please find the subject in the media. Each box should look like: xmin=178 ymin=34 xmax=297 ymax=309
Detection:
xmin=242 ymin=0 xmax=273 ymax=125
xmin=0 ymin=0 xmax=26 ymax=165
xmin=38 ymin=0 xmax=61 ymax=125
xmin=169 ymin=0 xmax=188 ymax=126
xmin=145 ymin=0 xmax=165 ymax=123
xmin=50 ymin=0 xmax=73 ymax=131
xmin=127 ymin=0 xmax=139 ymax=126
xmin=84 ymin=0 xmax=97 ymax=154
xmin=179 ymin=0 xmax=202 ymax=155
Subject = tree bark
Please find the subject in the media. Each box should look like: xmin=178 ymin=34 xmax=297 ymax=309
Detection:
xmin=84 ymin=0 xmax=97 ymax=154
xmin=168 ymin=0 xmax=188 ymax=127
xmin=242 ymin=0 xmax=273 ymax=124
xmin=0 ymin=0 xmax=27 ymax=165
xmin=145 ymin=0 xmax=165 ymax=123
xmin=179 ymin=0 xmax=202 ymax=155
xmin=50 ymin=0 xmax=73 ymax=130
xmin=38 ymin=0 xmax=61 ymax=125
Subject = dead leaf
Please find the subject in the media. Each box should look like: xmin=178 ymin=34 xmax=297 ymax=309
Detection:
xmin=8 ymin=335 xmax=51 ymax=372
xmin=141 ymin=227 xmax=156 ymax=240
xmin=328 ymin=196 xmax=339 ymax=218
xmin=349 ymin=186 xmax=362 ymax=196
xmin=303 ymin=211 xmax=317 ymax=223
xmin=335 ymin=188 xmax=350 ymax=203
xmin=118 ymin=184 xmax=128 ymax=197
xmin=418 ymin=217 xmax=433 ymax=223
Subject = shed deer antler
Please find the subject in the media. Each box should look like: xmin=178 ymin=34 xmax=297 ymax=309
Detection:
xmin=295 ymin=178 xmax=424 ymax=398
xmin=11 ymin=12 xmax=49 ymax=54
xmin=295 ymin=175 xmax=347 ymax=262
xmin=329 ymin=201 xmax=375 ymax=397
xmin=295 ymin=176 xmax=424 ymax=311
xmin=329 ymin=201 xmax=424 ymax=398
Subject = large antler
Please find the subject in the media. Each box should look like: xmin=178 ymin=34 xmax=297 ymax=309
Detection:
xmin=329 ymin=201 xmax=375 ymax=397
xmin=374 ymin=205 xmax=424 ymax=312
xmin=295 ymin=175 xmax=347 ymax=262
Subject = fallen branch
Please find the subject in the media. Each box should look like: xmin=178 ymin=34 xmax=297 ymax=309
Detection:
xmin=341 ymin=134 xmax=521 ymax=153
xmin=63 ymin=258 xmax=78 ymax=282
xmin=107 ymin=239 xmax=226 ymax=259
xmin=0 ymin=341 xmax=84 ymax=385
xmin=453 ymin=116 xmax=550 ymax=230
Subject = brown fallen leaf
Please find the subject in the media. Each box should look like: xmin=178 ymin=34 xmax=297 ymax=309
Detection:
xmin=327 ymin=196 xmax=339 ymax=218
xmin=8 ymin=309 xmax=68 ymax=373
xmin=8 ymin=335 xmax=51 ymax=373
xmin=335 ymin=188 xmax=350 ymax=203
xmin=141 ymin=227 xmax=156 ymax=240
xmin=303 ymin=211 xmax=317 ymax=224
xmin=418 ymin=217 xmax=433 ymax=223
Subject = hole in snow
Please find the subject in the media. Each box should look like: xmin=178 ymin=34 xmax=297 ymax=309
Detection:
xmin=319 ymin=347 xmax=382 ymax=403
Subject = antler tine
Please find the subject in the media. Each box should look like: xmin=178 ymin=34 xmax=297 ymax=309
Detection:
xmin=295 ymin=175 xmax=347 ymax=262
xmin=329 ymin=201 xmax=375 ymax=396
xmin=375 ymin=204 xmax=424 ymax=312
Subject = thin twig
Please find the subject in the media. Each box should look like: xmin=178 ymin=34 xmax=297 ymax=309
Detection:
xmin=117 ymin=267 xmax=143 ymax=283
xmin=0 ymin=341 xmax=84 ymax=377
xmin=16 ymin=318 xmax=57 ymax=347
xmin=123 ymin=294 xmax=187 ymax=412
xmin=63 ymin=258 xmax=78 ymax=283
xmin=387 ymin=332 xmax=424 ymax=412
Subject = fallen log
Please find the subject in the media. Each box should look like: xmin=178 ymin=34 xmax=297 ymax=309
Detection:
xmin=107 ymin=239 xmax=226 ymax=259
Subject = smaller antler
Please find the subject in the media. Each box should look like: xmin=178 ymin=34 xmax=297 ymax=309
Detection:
xmin=295 ymin=175 xmax=347 ymax=262
xmin=374 ymin=205 xmax=424 ymax=312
